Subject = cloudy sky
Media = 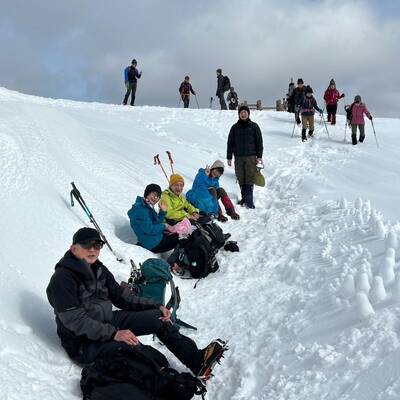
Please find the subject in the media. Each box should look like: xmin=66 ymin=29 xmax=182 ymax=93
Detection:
xmin=1 ymin=0 xmax=399 ymax=116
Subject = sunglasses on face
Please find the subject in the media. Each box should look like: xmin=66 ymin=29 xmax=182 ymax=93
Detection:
xmin=79 ymin=240 xmax=104 ymax=250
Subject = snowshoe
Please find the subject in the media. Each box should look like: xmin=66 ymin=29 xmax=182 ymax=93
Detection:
xmin=196 ymin=339 xmax=228 ymax=380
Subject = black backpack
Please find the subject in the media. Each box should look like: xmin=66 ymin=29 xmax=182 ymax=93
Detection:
xmin=80 ymin=345 xmax=206 ymax=400
xmin=223 ymin=75 xmax=231 ymax=92
xmin=168 ymin=229 xmax=219 ymax=279
xmin=345 ymin=103 xmax=355 ymax=123
xmin=194 ymin=221 xmax=228 ymax=251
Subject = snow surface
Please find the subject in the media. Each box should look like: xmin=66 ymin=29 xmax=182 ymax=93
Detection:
xmin=0 ymin=86 xmax=400 ymax=399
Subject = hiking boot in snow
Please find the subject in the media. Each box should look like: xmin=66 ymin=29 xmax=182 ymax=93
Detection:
xmin=352 ymin=134 xmax=357 ymax=145
xmin=244 ymin=184 xmax=255 ymax=209
xmin=218 ymin=214 xmax=228 ymax=223
xmin=308 ymin=130 xmax=314 ymax=137
xmin=226 ymin=208 xmax=240 ymax=220
xmin=196 ymin=339 xmax=228 ymax=380
xmin=359 ymin=135 xmax=365 ymax=143
xmin=221 ymin=195 xmax=240 ymax=220
xmin=301 ymin=129 xmax=307 ymax=142
xmin=331 ymin=115 xmax=336 ymax=125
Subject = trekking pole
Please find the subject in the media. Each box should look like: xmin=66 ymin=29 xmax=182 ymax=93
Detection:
xmin=194 ymin=94 xmax=200 ymax=109
xmin=154 ymin=154 xmax=169 ymax=182
xmin=291 ymin=119 xmax=297 ymax=138
xmin=319 ymin=107 xmax=325 ymax=125
xmin=371 ymin=119 xmax=379 ymax=148
xmin=166 ymin=151 xmax=175 ymax=174
xmin=178 ymin=97 xmax=181 ymax=107
xmin=70 ymin=182 xmax=123 ymax=262
xmin=209 ymin=96 xmax=213 ymax=109
xmin=321 ymin=113 xmax=330 ymax=139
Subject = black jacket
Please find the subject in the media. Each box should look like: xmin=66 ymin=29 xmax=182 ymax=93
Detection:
xmin=226 ymin=119 xmax=263 ymax=159
xmin=46 ymin=251 xmax=159 ymax=358
xmin=126 ymin=66 xmax=142 ymax=83
xmin=179 ymin=82 xmax=195 ymax=97
xmin=216 ymin=74 xmax=225 ymax=96
xmin=291 ymin=86 xmax=306 ymax=106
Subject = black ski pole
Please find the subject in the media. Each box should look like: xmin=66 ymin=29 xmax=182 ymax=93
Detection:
xmin=321 ymin=113 xmax=330 ymax=139
xmin=178 ymin=97 xmax=181 ymax=107
xmin=209 ymin=96 xmax=213 ymax=109
xmin=70 ymin=182 xmax=123 ymax=262
xmin=194 ymin=94 xmax=200 ymax=109
xmin=371 ymin=119 xmax=379 ymax=148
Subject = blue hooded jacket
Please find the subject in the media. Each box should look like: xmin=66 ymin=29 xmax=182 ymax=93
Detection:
xmin=186 ymin=168 xmax=219 ymax=216
xmin=127 ymin=196 xmax=166 ymax=250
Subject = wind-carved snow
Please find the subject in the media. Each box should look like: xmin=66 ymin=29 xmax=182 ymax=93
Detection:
xmin=0 ymin=86 xmax=400 ymax=399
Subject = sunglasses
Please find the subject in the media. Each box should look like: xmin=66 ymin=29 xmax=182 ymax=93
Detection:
xmin=79 ymin=240 xmax=104 ymax=250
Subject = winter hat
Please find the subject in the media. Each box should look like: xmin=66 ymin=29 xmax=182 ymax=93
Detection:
xmin=73 ymin=227 xmax=104 ymax=245
xmin=305 ymin=85 xmax=313 ymax=94
xmin=131 ymin=59 xmax=137 ymax=64
xmin=144 ymin=183 xmax=162 ymax=198
xmin=230 ymin=86 xmax=235 ymax=91
xmin=184 ymin=75 xmax=190 ymax=80
xmin=169 ymin=174 xmax=184 ymax=187
xmin=297 ymin=78 xmax=304 ymax=84
xmin=238 ymin=105 xmax=250 ymax=115
xmin=329 ymin=78 xmax=336 ymax=86
xmin=210 ymin=160 xmax=225 ymax=172
xmin=216 ymin=68 xmax=222 ymax=74
xmin=354 ymin=95 xmax=362 ymax=102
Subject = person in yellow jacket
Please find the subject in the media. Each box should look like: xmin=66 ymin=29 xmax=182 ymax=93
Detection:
xmin=161 ymin=174 xmax=200 ymax=224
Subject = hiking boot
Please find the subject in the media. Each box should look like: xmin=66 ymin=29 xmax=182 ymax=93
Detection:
xmin=226 ymin=208 xmax=240 ymax=220
xmin=218 ymin=214 xmax=228 ymax=223
xmin=359 ymin=135 xmax=365 ymax=143
xmin=308 ymin=130 xmax=314 ymax=138
xmin=352 ymin=134 xmax=357 ymax=145
xmin=244 ymin=185 xmax=255 ymax=209
xmin=196 ymin=339 xmax=228 ymax=380
xmin=301 ymin=129 xmax=307 ymax=142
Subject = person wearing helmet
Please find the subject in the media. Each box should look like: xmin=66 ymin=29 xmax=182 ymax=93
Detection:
xmin=178 ymin=76 xmax=196 ymax=108
xmin=123 ymin=59 xmax=142 ymax=106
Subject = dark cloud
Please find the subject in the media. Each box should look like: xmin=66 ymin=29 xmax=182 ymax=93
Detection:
xmin=0 ymin=0 xmax=398 ymax=116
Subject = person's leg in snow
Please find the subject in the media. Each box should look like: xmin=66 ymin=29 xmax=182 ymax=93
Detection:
xmin=217 ymin=188 xmax=240 ymax=220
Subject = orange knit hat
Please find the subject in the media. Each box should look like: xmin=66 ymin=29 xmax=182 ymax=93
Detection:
xmin=169 ymin=174 xmax=184 ymax=187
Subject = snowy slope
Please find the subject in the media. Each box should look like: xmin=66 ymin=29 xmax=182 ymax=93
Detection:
xmin=1 ymin=86 xmax=400 ymax=400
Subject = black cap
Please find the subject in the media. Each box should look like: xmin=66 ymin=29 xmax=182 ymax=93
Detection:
xmin=305 ymin=85 xmax=313 ymax=94
xmin=144 ymin=184 xmax=162 ymax=198
xmin=132 ymin=59 xmax=137 ymax=64
xmin=297 ymin=78 xmax=304 ymax=84
xmin=238 ymin=105 xmax=250 ymax=115
xmin=72 ymin=227 xmax=103 ymax=245
xmin=216 ymin=68 xmax=222 ymax=73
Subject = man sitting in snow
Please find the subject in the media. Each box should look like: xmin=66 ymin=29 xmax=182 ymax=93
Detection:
xmin=46 ymin=227 xmax=225 ymax=378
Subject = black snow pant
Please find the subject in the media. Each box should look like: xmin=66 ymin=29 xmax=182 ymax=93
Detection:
xmin=123 ymin=82 xmax=138 ymax=106
xmin=150 ymin=233 xmax=179 ymax=253
xmin=182 ymin=96 xmax=190 ymax=108
xmin=229 ymin=103 xmax=237 ymax=110
xmin=218 ymin=93 xmax=227 ymax=110
xmin=326 ymin=104 xmax=338 ymax=124
xmin=75 ymin=309 xmax=203 ymax=373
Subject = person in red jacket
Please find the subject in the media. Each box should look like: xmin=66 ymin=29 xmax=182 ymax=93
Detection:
xmin=323 ymin=79 xmax=345 ymax=125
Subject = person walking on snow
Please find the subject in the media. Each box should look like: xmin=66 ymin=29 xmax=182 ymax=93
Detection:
xmin=323 ymin=79 xmax=345 ymax=125
xmin=290 ymin=78 xmax=306 ymax=124
xmin=216 ymin=68 xmax=230 ymax=110
xmin=226 ymin=105 xmax=263 ymax=209
xmin=160 ymin=174 xmax=200 ymax=225
xmin=299 ymin=86 xmax=323 ymax=142
xmin=127 ymin=184 xmax=179 ymax=253
xmin=123 ymin=59 xmax=142 ymax=106
xmin=347 ymin=95 xmax=372 ymax=145
xmin=226 ymin=87 xmax=239 ymax=110
xmin=186 ymin=160 xmax=240 ymax=222
xmin=179 ymin=76 xmax=196 ymax=108
xmin=46 ymin=227 xmax=225 ymax=376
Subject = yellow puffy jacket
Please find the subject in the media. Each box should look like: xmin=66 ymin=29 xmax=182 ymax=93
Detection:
xmin=161 ymin=188 xmax=199 ymax=222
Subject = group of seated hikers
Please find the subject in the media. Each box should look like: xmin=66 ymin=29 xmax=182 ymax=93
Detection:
xmin=127 ymin=160 xmax=240 ymax=255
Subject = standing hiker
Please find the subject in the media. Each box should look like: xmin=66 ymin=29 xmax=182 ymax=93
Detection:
xmin=46 ymin=227 xmax=226 ymax=378
xmin=226 ymin=87 xmax=239 ymax=110
xmin=216 ymin=68 xmax=230 ymax=110
xmin=290 ymin=78 xmax=306 ymax=124
xmin=186 ymin=160 xmax=240 ymax=222
xmin=226 ymin=105 xmax=263 ymax=209
xmin=299 ymin=85 xmax=323 ymax=142
xmin=179 ymin=76 xmax=196 ymax=108
xmin=160 ymin=174 xmax=200 ymax=224
xmin=127 ymin=184 xmax=179 ymax=253
xmin=323 ymin=79 xmax=345 ymax=125
xmin=287 ymin=78 xmax=295 ymax=113
xmin=347 ymin=95 xmax=372 ymax=145
xmin=123 ymin=59 xmax=142 ymax=106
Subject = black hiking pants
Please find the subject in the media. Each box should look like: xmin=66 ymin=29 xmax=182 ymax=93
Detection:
xmin=182 ymin=96 xmax=190 ymax=108
xmin=326 ymin=104 xmax=337 ymax=124
xmin=218 ymin=93 xmax=227 ymax=110
xmin=150 ymin=233 xmax=179 ymax=253
xmin=75 ymin=309 xmax=202 ymax=372
xmin=123 ymin=82 xmax=138 ymax=106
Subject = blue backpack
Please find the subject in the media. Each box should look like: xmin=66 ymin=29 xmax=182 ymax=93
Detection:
xmin=124 ymin=259 xmax=196 ymax=330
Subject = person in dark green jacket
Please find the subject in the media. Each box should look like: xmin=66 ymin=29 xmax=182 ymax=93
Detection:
xmin=226 ymin=105 xmax=263 ymax=209
xmin=127 ymin=184 xmax=179 ymax=253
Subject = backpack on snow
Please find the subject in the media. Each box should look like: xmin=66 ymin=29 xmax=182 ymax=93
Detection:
xmin=80 ymin=344 xmax=206 ymax=400
xmin=194 ymin=221 xmax=229 ymax=251
xmin=223 ymin=75 xmax=231 ymax=92
xmin=122 ymin=258 xmax=196 ymax=330
xmin=168 ymin=229 xmax=220 ymax=279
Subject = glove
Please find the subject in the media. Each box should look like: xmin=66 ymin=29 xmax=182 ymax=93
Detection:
xmin=193 ymin=91 xmax=196 ymax=95
xmin=319 ymin=110 xmax=323 ymax=116
xmin=369 ymin=116 xmax=373 ymax=120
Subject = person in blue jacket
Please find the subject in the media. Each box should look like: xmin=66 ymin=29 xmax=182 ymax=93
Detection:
xmin=123 ymin=59 xmax=142 ymax=106
xmin=128 ymin=184 xmax=178 ymax=253
xmin=186 ymin=160 xmax=240 ymax=222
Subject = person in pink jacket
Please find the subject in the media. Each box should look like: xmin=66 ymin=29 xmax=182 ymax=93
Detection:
xmin=347 ymin=95 xmax=373 ymax=145
xmin=323 ymin=79 xmax=345 ymax=125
